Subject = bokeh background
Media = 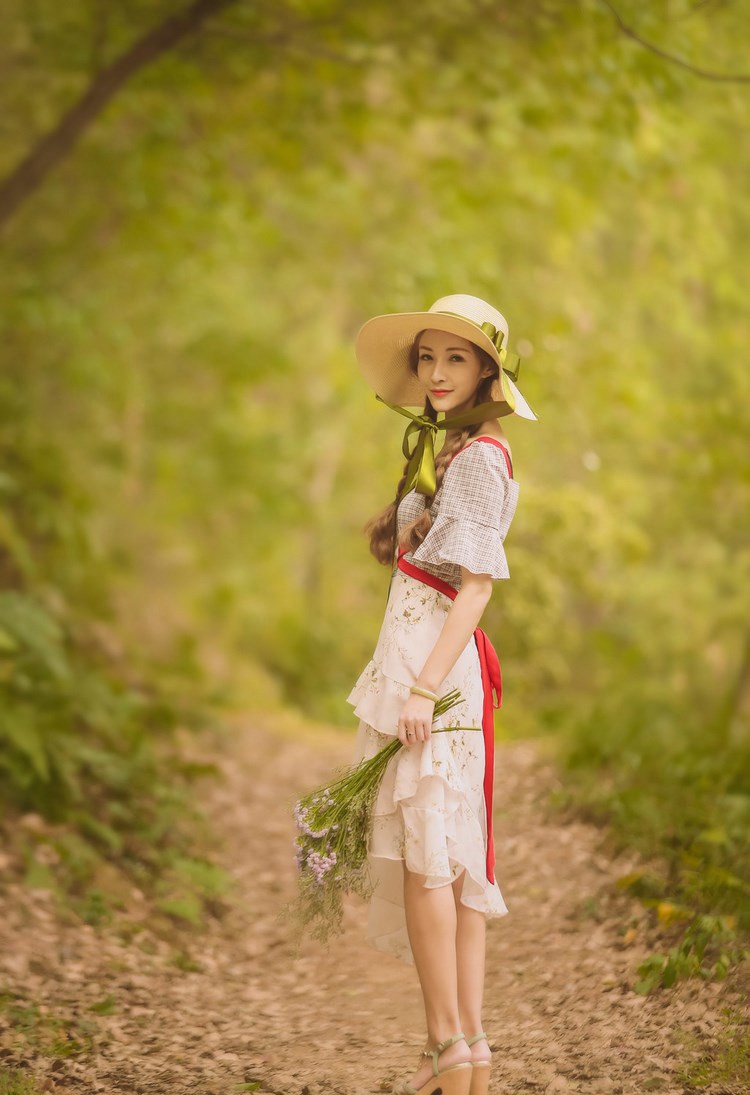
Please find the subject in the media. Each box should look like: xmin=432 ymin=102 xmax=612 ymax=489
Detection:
xmin=2 ymin=0 xmax=748 ymax=969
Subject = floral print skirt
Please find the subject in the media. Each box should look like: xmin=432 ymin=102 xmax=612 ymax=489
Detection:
xmin=346 ymin=568 xmax=508 ymax=964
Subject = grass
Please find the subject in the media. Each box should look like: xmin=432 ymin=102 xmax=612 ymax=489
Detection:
xmin=548 ymin=693 xmax=750 ymax=993
xmin=0 ymin=1067 xmax=45 ymax=1095
xmin=677 ymin=1006 xmax=750 ymax=1091
xmin=0 ymin=992 xmax=96 ymax=1059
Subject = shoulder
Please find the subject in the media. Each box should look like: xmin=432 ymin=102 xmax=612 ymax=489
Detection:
xmin=447 ymin=438 xmax=513 ymax=480
xmin=437 ymin=440 xmax=514 ymax=521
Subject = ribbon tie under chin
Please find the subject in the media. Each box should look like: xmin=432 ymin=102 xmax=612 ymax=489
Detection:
xmin=375 ymin=395 xmax=511 ymax=497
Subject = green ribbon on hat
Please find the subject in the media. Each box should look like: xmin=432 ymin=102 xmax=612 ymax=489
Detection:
xmin=436 ymin=312 xmax=522 ymax=383
xmin=376 ymin=395 xmax=513 ymax=498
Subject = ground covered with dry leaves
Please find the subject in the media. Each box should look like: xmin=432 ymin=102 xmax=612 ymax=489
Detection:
xmin=0 ymin=713 xmax=747 ymax=1095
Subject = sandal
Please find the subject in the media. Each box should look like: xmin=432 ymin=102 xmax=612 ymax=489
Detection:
xmin=392 ymin=1032 xmax=473 ymax=1095
xmin=466 ymin=1032 xmax=491 ymax=1095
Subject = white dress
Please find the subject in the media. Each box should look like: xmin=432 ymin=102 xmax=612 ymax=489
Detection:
xmin=346 ymin=439 xmax=519 ymax=963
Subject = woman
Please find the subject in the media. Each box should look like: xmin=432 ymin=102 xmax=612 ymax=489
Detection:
xmin=346 ymin=294 xmax=537 ymax=1095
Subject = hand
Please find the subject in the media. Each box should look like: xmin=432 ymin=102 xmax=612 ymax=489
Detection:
xmin=397 ymin=693 xmax=435 ymax=747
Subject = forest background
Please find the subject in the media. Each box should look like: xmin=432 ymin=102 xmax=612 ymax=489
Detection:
xmin=1 ymin=0 xmax=749 ymax=1006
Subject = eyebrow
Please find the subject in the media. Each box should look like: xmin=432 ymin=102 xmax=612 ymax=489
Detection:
xmin=418 ymin=345 xmax=469 ymax=352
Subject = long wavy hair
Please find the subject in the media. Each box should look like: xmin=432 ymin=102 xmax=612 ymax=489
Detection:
xmin=364 ymin=333 xmax=500 ymax=566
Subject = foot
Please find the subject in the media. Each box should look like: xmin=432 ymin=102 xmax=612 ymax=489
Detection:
xmin=468 ymin=1034 xmax=491 ymax=1065
xmin=401 ymin=1035 xmax=472 ymax=1093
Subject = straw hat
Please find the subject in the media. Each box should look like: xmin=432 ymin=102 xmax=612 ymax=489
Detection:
xmin=355 ymin=293 xmax=537 ymax=420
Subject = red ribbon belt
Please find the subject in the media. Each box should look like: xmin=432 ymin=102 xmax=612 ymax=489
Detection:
xmin=397 ymin=548 xmax=502 ymax=885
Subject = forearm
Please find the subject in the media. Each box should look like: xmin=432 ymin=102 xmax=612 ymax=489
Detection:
xmin=414 ymin=585 xmax=492 ymax=695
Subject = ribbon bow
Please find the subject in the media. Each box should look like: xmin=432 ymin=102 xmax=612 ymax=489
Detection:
xmin=436 ymin=311 xmax=522 ymax=383
xmin=376 ymin=395 xmax=513 ymax=498
xmin=478 ymin=321 xmax=521 ymax=383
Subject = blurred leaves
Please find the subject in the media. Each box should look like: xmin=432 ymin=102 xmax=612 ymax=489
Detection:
xmin=0 ymin=0 xmax=748 ymax=943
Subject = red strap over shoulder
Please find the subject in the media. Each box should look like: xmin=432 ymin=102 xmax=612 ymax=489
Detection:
xmin=455 ymin=436 xmax=513 ymax=478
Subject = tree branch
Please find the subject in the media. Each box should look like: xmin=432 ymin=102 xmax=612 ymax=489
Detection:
xmin=598 ymin=0 xmax=750 ymax=83
xmin=0 ymin=0 xmax=238 ymax=231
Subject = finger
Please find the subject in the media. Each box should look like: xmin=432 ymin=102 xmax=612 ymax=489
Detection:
xmin=408 ymin=718 xmax=424 ymax=740
xmin=399 ymin=724 xmax=415 ymax=747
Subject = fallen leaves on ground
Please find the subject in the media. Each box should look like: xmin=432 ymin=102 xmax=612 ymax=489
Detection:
xmin=0 ymin=717 xmax=747 ymax=1094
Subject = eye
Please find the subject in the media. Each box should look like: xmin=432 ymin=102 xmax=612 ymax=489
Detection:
xmin=418 ymin=352 xmax=433 ymax=361
xmin=449 ymin=354 xmax=466 ymax=362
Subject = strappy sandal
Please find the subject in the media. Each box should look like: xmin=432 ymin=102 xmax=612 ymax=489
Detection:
xmin=392 ymin=1031 xmax=473 ymax=1095
xmin=466 ymin=1032 xmax=491 ymax=1095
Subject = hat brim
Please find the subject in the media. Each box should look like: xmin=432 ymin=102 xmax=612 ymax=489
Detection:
xmin=355 ymin=311 xmax=537 ymax=420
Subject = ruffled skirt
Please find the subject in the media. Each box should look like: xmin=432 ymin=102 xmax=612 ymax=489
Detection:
xmin=346 ymin=568 xmax=508 ymax=964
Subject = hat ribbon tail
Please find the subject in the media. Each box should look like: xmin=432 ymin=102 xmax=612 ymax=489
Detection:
xmin=374 ymin=397 xmax=439 ymax=496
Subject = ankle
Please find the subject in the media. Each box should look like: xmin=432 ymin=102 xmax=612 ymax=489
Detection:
xmin=422 ymin=1032 xmax=470 ymax=1073
xmin=426 ymin=1029 xmax=466 ymax=1052
xmin=465 ymin=1032 xmax=491 ymax=1061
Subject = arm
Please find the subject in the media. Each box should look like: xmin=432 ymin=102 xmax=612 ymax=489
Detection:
xmin=397 ymin=568 xmax=492 ymax=747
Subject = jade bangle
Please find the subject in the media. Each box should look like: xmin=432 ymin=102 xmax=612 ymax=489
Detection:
xmin=410 ymin=685 xmax=439 ymax=703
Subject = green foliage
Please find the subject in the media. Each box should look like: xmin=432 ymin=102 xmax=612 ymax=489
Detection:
xmin=0 ymin=0 xmax=748 ymax=974
xmin=170 ymin=949 xmax=204 ymax=972
xmin=154 ymin=853 xmax=232 ymax=927
xmin=677 ymin=1007 xmax=750 ymax=1091
xmin=0 ymin=589 xmax=162 ymax=813
xmin=0 ymin=1067 xmax=44 ymax=1095
xmin=0 ymin=991 xmax=96 ymax=1060
xmin=88 ymin=994 xmax=117 ymax=1016
xmin=0 ymin=579 xmax=209 ymax=905
xmin=633 ymin=915 xmax=744 ymax=994
xmin=558 ymin=689 xmax=750 ymax=932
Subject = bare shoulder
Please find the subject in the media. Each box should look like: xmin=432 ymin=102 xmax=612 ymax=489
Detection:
xmin=472 ymin=424 xmax=512 ymax=463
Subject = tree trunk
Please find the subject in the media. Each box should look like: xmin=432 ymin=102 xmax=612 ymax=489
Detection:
xmin=0 ymin=0 xmax=236 ymax=230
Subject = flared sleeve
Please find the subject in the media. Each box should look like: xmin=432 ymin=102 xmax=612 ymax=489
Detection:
xmin=410 ymin=442 xmax=519 ymax=579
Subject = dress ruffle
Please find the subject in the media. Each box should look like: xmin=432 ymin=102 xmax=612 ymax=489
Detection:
xmin=411 ymin=514 xmax=510 ymax=579
xmin=347 ymin=662 xmax=411 ymax=740
xmin=346 ymin=659 xmax=468 ymax=740
xmin=346 ymin=570 xmax=509 ymax=964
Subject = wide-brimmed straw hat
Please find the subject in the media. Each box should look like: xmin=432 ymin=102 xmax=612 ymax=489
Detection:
xmin=355 ymin=293 xmax=537 ymax=420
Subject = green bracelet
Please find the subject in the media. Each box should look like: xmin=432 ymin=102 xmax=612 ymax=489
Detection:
xmin=410 ymin=685 xmax=439 ymax=703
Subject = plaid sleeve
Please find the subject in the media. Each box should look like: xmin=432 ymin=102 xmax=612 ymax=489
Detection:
xmin=410 ymin=442 xmax=519 ymax=579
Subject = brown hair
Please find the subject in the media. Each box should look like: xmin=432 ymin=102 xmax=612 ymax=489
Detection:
xmin=364 ymin=333 xmax=499 ymax=566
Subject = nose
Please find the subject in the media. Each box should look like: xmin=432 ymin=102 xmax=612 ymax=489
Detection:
xmin=427 ymin=359 xmax=448 ymax=382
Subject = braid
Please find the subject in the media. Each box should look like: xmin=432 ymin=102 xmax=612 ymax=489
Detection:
xmin=363 ymin=412 xmax=481 ymax=565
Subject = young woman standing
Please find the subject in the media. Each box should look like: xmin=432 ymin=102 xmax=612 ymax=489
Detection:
xmin=346 ymin=294 xmax=537 ymax=1095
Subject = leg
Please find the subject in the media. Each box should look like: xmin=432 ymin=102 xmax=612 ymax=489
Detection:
xmin=401 ymin=864 xmax=471 ymax=1090
xmin=452 ymin=875 xmax=491 ymax=1067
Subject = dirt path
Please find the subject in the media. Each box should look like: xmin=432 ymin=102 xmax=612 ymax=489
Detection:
xmin=0 ymin=713 xmax=746 ymax=1095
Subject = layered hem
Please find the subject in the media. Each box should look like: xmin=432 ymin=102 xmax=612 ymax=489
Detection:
xmin=347 ymin=661 xmax=468 ymax=740
xmin=345 ymin=565 xmax=508 ymax=965
xmin=355 ymin=717 xmax=509 ymax=965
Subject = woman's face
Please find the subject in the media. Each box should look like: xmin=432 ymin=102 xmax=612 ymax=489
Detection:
xmin=416 ymin=329 xmax=494 ymax=416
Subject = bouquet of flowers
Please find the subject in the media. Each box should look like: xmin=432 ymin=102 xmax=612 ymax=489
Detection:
xmin=289 ymin=687 xmax=471 ymax=943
